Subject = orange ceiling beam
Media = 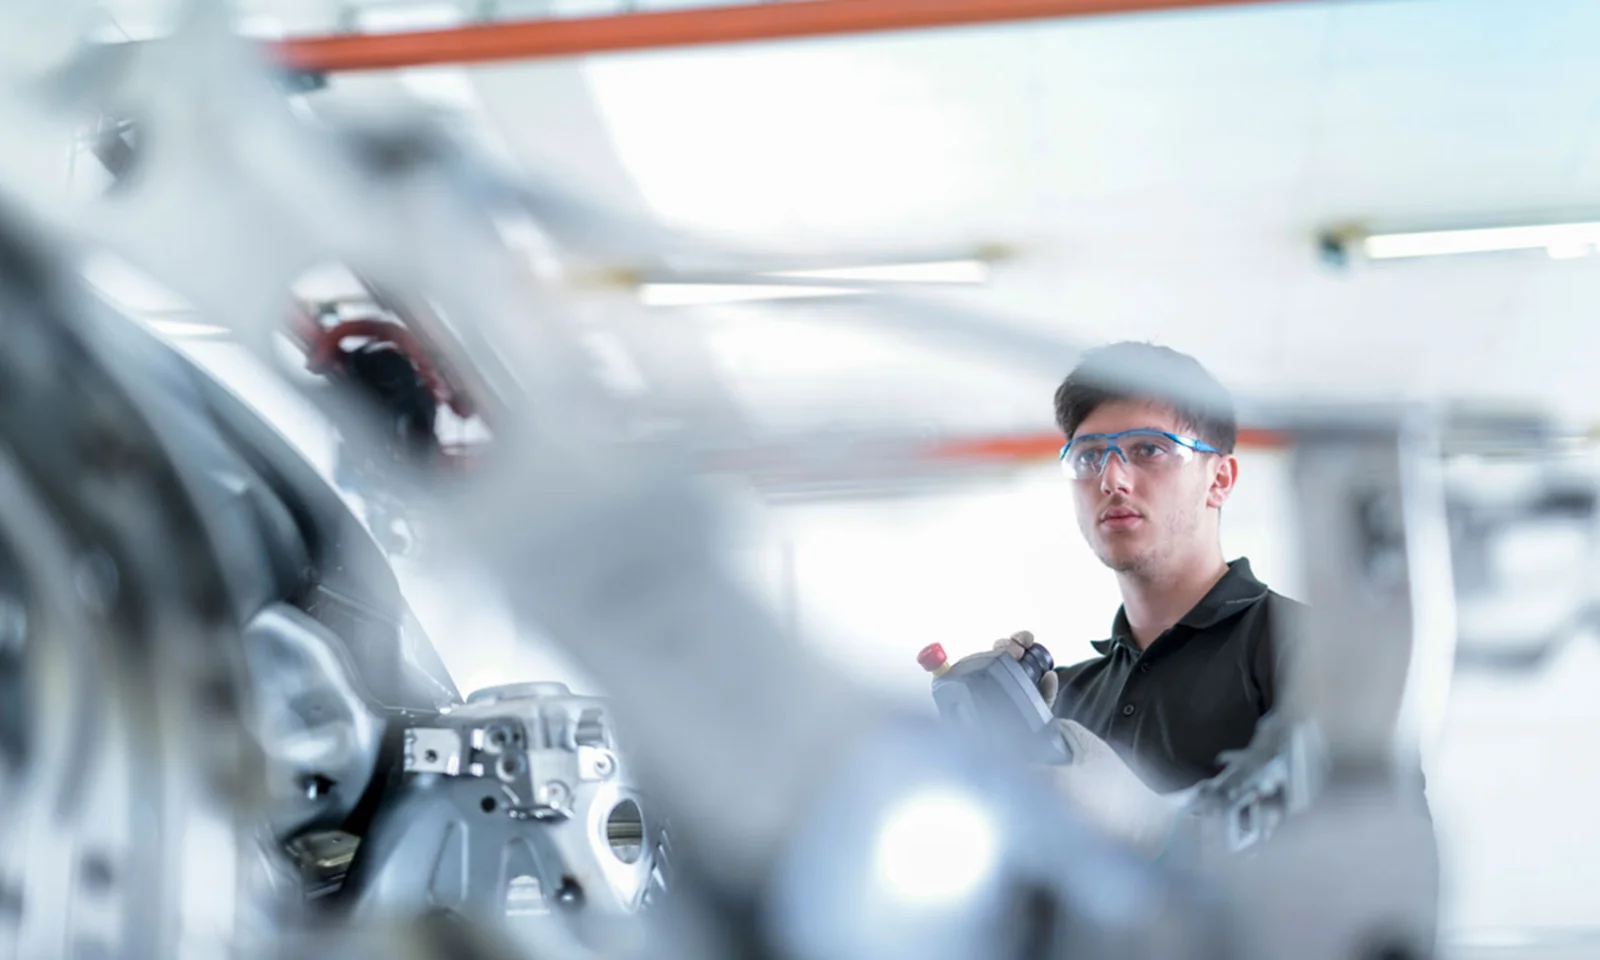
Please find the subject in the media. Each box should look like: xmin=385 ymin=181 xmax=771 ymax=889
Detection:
xmin=272 ymin=0 xmax=1300 ymax=73
xmin=925 ymin=427 xmax=1289 ymax=464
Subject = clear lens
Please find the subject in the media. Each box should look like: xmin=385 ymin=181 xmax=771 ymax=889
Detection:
xmin=1065 ymin=442 xmax=1109 ymax=479
xmin=1123 ymin=432 xmax=1183 ymax=464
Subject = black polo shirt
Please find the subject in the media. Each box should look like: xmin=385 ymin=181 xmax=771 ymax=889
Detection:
xmin=1051 ymin=558 xmax=1303 ymax=793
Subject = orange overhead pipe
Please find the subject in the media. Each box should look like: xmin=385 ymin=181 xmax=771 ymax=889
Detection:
xmin=273 ymin=0 xmax=1300 ymax=73
xmin=923 ymin=427 xmax=1288 ymax=464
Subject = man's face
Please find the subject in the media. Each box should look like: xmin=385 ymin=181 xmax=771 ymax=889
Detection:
xmin=1068 ymin=399 xmax=1233 ymax=576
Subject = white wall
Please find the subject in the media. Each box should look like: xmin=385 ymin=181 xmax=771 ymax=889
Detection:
xmin=1431 ymin=641 xmax=1600 ymax=938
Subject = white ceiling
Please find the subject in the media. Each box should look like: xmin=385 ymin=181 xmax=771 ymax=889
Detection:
xmin=422 ymin=0 xmax=1600 ymax=433
xmin=94 ymin=0 xmax=1600 ymax=433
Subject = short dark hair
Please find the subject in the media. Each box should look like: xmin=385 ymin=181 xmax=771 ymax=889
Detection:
xmin=1054 ymin=342 xmax=1237 ymax=454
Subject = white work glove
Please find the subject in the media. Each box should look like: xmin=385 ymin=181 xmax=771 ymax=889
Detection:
xmin=1044 ymin=719 xmax=1188 ymax=858
xmin=991 ymin=630 xmax=1059 ymax=707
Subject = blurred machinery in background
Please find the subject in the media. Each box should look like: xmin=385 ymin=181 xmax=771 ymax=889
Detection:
xmin=0 ymin=3 xmax=1595 ymax=959
xmin=0 ymin=205 xmax=664 ymax=958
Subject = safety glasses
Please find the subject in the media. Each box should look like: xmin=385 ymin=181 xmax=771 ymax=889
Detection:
xmin=1059 ymin=429 xmax=1220 ymax=480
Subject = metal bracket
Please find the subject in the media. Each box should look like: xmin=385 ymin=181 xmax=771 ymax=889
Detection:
xmin=403 ymin=727 xmax=463 ymax=776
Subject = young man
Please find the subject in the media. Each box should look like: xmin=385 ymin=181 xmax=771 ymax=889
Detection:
xmin=995 ymin=342 xmax=1303 ymax=850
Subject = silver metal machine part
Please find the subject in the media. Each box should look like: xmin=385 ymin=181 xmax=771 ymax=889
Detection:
xmin=766 ymin=720 xmax=1230 ymax=960
xmin=343 ymin=681 xmax=663 ymax=945
xmin=1179 ymin=410 xmax=1450 ymax=960
xmin=0 ymin=205 xmax=255 ymax=959
xmin=405 ymin=727 xmax=464 ymax=776
xmin=241 ymin=603 xmax=386 ymax=838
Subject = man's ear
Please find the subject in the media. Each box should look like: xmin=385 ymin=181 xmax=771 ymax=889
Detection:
xmin=1206 ymin=454 xmax=1239 ymax=509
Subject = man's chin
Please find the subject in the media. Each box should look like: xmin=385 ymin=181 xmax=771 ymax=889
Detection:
xmin=1097 ymin=551 xmax=1143 ymax=574
xmin=1095 ymin=541 xmax=1152 ymax=574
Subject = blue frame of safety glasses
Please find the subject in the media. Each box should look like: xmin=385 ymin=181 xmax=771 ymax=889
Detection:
xmin=1058 ymin=429 xmax=1221 ymax=477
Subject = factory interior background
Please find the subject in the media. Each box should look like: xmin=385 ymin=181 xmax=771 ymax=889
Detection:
xmin=70 ymin=0 xmax=1600 ymax=951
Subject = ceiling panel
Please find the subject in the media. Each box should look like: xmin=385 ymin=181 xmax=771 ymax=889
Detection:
xmin=294 ymin=0 xmax=1600 ymax=426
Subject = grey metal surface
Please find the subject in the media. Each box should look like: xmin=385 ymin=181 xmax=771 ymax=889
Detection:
xmin=240 ymin=603 xmax=386 ymax=838
xmin=1283 ymin=411 xmax=1458 ymax=770
xmin=343 ymin=682 xmax=662 ymax=951
xmin=1173 ymin=413 xmax=1445 ymax=960
xmin=766 ymin=721 xmax=1229 ymax=960
xmin=0 ymin=205 xmax=254 ymax=958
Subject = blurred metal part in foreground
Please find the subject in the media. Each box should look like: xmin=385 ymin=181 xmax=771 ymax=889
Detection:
xmin=1283 ymin=409 xmax=1458 ymax=777
xmin=1443 ymin=448 xmax=1600 ymax=669
xmin=0 ymin=202 xmax=253 ymax=957
xmin=241 ymin=604 xmax=386 ymax=840
xmin=3 ymin=3 xmax=1600 ymax=960
xmin=766 ymin=721 xmax=1227 ymax=960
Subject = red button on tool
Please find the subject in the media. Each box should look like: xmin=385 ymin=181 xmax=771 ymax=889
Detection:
xmin=917 ymin=643 xmax=949 ymax=673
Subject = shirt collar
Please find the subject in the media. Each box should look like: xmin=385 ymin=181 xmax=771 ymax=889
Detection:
xmin=1091 ymin=558 xmax=1269 ymax=654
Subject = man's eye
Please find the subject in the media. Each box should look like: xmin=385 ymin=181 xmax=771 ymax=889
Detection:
xmin=1133 ymin=443 xmax=1166 ymax=458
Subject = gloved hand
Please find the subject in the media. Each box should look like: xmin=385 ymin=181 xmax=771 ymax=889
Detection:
xmin=990 ymin=630 xmax=1059 ymax=707
xmin=1043 ymin=719 xmax=1186 ymax=857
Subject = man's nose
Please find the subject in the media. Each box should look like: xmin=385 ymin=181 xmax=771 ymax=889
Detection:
xmin=1099 ymin=451 xmax=1133 ymax=494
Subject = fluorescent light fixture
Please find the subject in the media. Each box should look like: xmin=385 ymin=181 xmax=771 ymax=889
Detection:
xmin=770 ymin=259 xmax=990 ymax=284
xmin=1546 ymin=242 xmax=1594 ymax=260
xmin=1363 ymin=221 xmax=1600 ymax=261
xmin=639 ymin=283 xmax=857 ymax=307
xmin=637 ymin=257 xmax=991 ymax=306
xmin=148 ymin=319 xmax=231 ymax=339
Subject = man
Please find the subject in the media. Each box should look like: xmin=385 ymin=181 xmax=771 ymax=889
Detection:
xmin=990 ymin=342 xmax=1303 ymax=851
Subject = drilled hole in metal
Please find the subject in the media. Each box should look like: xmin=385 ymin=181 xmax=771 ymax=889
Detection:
xmin=606 ymin=800 xmax=644 ymax=864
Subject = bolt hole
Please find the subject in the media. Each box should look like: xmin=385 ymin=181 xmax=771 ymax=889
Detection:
xmin=301 ymin=774 xmax=335 ymax=801
xmin=424 ymin=749 xmax=438 ymax=763
xmin=480 ymin=796 xmax=497 ymax=814
xmin=555 ymin=875 xmax=584 ymax=908
xmin=606 ymin=799 xmax=644 ymax=864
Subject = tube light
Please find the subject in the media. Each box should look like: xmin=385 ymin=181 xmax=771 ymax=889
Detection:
xmin=148 ymin=319 xmax=231 ymax=339
xmin=1363 ymin=222 xmax=1600 ymax=261
xmin=637 ymin=258 xmax=991 ymax=306
xmin=638 ymin=283 xmax=858 ymax=307
xmin=771 ymin=259 xmax=991 ymax=284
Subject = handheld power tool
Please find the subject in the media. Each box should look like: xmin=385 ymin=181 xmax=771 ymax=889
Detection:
xmin=918 ymin=642 xmax=1072 ymax=764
